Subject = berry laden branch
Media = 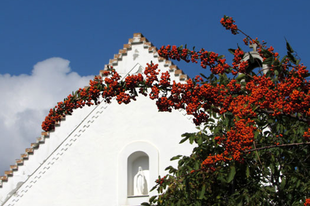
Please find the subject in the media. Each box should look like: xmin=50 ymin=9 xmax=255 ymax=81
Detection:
xmin=41 ymin=15 xmax=310 ymax=205
xmin=42 ymin=16 xmax=310 ymax=169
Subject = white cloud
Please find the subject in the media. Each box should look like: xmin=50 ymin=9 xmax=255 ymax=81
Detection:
xmin=0 ymin=57 xmax=94 ymax=174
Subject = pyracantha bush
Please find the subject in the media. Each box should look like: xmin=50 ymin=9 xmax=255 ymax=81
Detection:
xmin=42 ymin=16 xmax=310 ymax=205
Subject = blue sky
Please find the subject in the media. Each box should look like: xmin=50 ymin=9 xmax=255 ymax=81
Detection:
xmin=0 ymin=0 xmax=309 ymax=174
xmin=2 ymin=0 xmax=310 ymax=77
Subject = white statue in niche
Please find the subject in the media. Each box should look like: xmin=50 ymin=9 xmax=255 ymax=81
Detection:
xmin=133 ymin=49 xmax=139 ymax=60
xmin=133 ymin=166 xmax=148 ymax=195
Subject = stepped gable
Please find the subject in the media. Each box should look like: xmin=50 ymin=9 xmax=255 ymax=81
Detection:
xmin=0 ymin=33 xmax=189 ymax=188
xmin=0 ymin=131 xmax=54 ymax=187
xmin=0 ymin=112 xmax=66 ymax=188
xmin=99 ymin=33 xmax=188 ymax=81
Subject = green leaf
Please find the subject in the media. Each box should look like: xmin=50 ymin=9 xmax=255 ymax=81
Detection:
xmin=237 ymin=200 xmax=243 ymax=206
xmin=150 ymin=185 xmax=157 ymax=192
xmin=285 ymin=38 xmax=294 ymax=53
xmin=280 ymin=177 xmax=287 ymax=190
xmin=170 ymin=155 xmax=182 ymax=161
xmin=189 ymin=135 xmax=195 ymax=144
xmin=281 ymin=55 xmax=288 ymax=63
xmin=227 ymin=166 xmax=236 ymax=183
xmin=217 ymin=174 xmax=227 ymax=183
xmin=236 ymin=73 xmax=246 ymax=82
xmin=245 ymin=193 xmax=250 ymax=203
xmin=179 ymin=136 xmax=189 ymax=144
xmin=194 ymin=162 xmax=199 ymax=170
xmin=265 ymin=186 xmax=275 ymax=192
xmin=167 ymin=166 xmax=177 ymax=173
xmin=198 ymin=184 xmax=206 ymax=199
xmin=199 ymin=73 xmax=208 ymax=79
xmin=270 ymin=163 xmax=275 ymax=174
xmin=228 ymin=48 xmax=236 ymax=55
xmin=287 ymin=52 xmax=297 ymax=64
xmin=197 ymin=135 xmax=203 ymax=145
xmin=273 ymin=58 xmax=280 ymax=67
xmin=263 ymin=57 xmax=273 ymax=65
xmin=296 ymin=179 xmax=301 ymax=188
xmin=274 ymin=70 xmax=279 ymax=76
xmin=246 ymin=166 xmax=250 ymax=178
xmin=261 ymin=49 xmax=272 ymax=57
xmin=149 ymin=195 xmax=157 ymax=203
xmin=254 ymin=130 xmax=259 ymax=139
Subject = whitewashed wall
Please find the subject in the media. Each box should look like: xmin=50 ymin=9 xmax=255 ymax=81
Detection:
xmin=0 ymin=34 xmax=197 ymax=206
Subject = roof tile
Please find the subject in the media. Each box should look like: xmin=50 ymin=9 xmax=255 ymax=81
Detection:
xmin=10 ymin=165 xmax=18 ymax=171
xmin=4 ymin=171 xmax=13 ymax=176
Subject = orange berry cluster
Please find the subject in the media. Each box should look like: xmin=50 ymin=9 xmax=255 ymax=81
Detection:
xmin=243 ymin=38 xmax=259 ymax=46
xmin=102 ymin=69 xmax=122 ymax=103
xmin=157 ymin=39 xmax=309 ymax=171
xmin=303 ymin=128 xmax=310 ymax=141
xmin=155 ymin=175 xmax=167 ymax=185
xmin=116 ymin=92 xmax=131 ymax=104
xmin=125 ymin=73 xmax=143 ymax=89
xmin=144 ymin=62 xmax=159 ymax=86
xmin=305 ymin=199 xmax=310 ymax=206
xmin=220 ymin=15 xmax=238 ymax=35
xmin=201 ymin=119 xmax=256 ymax=168
xmin=159 ymin=71 xmax=170 ymax=87
xmin=41 ymin=63 xmax=164 ymax=131
xmin=42 ymin=75 xmax=105 ymax=131
xmin=159 ymin=46 xmax=230 ymax=75
xmin=231 ymin=48 xmax=245 ymax=75
xmin=42 ymin=17 xmax=310 ymax=179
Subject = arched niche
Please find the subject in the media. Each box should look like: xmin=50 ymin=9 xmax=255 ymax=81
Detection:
xmin=118 ymin=141 xmax=159 ymax=205
xmin=127 ymin=151 xmax=149 ymax=196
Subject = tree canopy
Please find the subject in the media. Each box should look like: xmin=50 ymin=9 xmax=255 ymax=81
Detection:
xmin=42 ymin=16 xmax=310 ymax=205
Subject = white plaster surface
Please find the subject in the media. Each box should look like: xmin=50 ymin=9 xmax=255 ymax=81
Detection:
xmin=0 ymin=36 xmax=197 ymax=206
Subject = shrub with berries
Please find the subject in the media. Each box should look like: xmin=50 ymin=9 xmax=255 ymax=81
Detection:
xmin=42 ymin=16 xmax=310 ymax=205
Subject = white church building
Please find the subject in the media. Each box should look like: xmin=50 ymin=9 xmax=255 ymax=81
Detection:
xmin=0 ymin=33 xmax=197 ymax=206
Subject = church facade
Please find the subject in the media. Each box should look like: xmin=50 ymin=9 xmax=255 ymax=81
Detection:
xmin=0 ymin=33 xmax=197 ymax=206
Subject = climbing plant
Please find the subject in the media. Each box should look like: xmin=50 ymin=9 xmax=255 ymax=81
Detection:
xmin=42 ymin=15 xmax=310 ymax=205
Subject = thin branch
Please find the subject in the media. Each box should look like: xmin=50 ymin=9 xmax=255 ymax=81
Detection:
xmin=245 ymin=142 xmax=310 ymax=153
xmin=237 ymin=29 xmax=253 ymax=40
xmin=260 ymin=109 xmax=310 ymax=123
xmin=253 ymin=141 xmax=262 ymax=166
